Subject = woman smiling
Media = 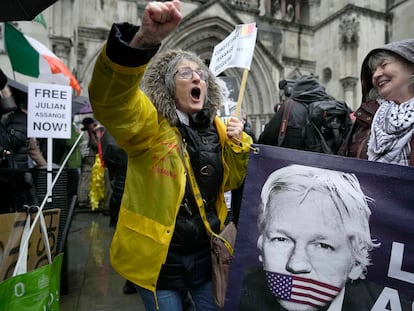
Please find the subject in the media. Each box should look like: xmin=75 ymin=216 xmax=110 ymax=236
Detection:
xmin=360 ymin=39 xmax=414 ymax=165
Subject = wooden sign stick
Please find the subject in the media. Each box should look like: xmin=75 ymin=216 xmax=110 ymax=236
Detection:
xmin=234 ymin=68 xmax=249 ymax=119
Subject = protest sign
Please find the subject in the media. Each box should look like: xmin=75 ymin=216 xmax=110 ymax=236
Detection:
xmin=27 ymin=82 xmax=72 ymax=139
xmin=209 ymin=23 xmax=257 ymax=118
xmin=217 ymin=76 xmax=240 ymax=121
xmin=0 ymin=209 xmax=61 ymax=281
xmin=209 ymin=23 xmax=257 ymax=77
xmin=225 ymin=145 xmax=414 ymax=310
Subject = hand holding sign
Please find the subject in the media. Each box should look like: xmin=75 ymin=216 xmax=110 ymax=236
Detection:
xmin=209 ymin=23 xmax=257 ymax=120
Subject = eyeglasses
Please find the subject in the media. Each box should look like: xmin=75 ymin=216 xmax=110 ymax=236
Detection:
xmin=174 ymin=67 xmax=209 ymax=81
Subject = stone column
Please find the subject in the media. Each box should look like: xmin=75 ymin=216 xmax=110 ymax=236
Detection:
xmin=340 ymin=76 xmax=358 ymax=110
xmin=295 ymin=0 xmax=300 ymax=22
xmin=280 ymin=0 xmax=286 ymax=18
xmin=339 ymin=13 xmax=360 ymax=110
xmin=50 ymin=37 xmax=72 ymax=65
xmin=265 ymin=0 xmax=271 ymax=15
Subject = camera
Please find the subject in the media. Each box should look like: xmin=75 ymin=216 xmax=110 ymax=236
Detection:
xmin=278 ymin=79 xmax=295 ymax=98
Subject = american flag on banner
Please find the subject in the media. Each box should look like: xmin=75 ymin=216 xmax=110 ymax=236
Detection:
xmin=266 ymin=272 xmax=341 ymax=307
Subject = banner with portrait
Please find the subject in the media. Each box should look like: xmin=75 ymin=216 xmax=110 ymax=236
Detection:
xmin=225 ymin=144 xmax=414 ymax=311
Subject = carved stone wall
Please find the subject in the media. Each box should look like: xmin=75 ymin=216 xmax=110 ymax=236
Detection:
xmin=1 ymin=0 xmax=414 ymax=137
xmin=339 ymin=13 xmax=360 ymax=50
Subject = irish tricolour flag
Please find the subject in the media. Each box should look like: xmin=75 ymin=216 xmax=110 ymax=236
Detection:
xmin=4 ymin=22 xmax=81 ymax=95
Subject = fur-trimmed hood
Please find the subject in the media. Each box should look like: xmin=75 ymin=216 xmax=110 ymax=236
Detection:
xmin=141 ymin=49 xmax=222 ymax=126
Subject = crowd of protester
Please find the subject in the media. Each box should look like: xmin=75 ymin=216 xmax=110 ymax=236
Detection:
xmin=1 ymin=1 xmax=413 ymax=309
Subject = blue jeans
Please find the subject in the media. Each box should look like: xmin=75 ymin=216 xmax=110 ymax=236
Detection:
xmin=135 ymin=281 xmax=219 ymax=311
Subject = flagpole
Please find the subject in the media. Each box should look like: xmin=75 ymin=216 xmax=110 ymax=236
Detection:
xmin=234 ymin=69 xmax=249 ymax=119
xmin=47 ymin=137 xmax=53 ymax=203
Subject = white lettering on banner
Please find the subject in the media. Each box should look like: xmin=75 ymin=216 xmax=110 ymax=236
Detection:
xmin=388 ymin=242 xmax=414 ymax=284
xmin=14 ymin=282 xmax=25 ymax=297
xmin=42 ymin=291 xmax=59 ymax=311
xmin=48 ymin=292 xmax=54 ymax=305
xmin=370 ymin=287 xmax=403 ymax=311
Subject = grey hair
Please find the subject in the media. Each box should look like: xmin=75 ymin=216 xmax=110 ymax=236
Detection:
xmin=164 ymin=51 xmax=210 ymax=100
xmin=258 ymin=165 xmax=380 ymax=279
xmin=368 ymin=51 xmax=414 ymax=95
xmin=141 ymin=49 xmax=221 ymax=125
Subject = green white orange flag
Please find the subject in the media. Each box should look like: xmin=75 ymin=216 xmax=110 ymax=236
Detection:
xmin=4 ymin=22 xmax=81 ymax=95
xmin=33 ymin=14 xmax=47 ymax=29
xmin=209 ymin=23 xmax=257 ymax=76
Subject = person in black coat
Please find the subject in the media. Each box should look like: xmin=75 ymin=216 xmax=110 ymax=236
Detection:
xmin=100 ymin=128 xmax=128 ymax=227
xmin=257 ymin=75 xmax=352 ymax=155
xmin=0 ymin=68 xmax=18 ymax=213
xmin=2 ymin=70 xmax=46 ymax=210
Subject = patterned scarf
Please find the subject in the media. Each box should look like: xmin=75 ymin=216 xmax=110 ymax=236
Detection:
xmin=367 ymin=98 xmax=414 ymax=165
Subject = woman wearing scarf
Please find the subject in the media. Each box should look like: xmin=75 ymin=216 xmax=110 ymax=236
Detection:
xmin=360 ymin=39 xmax=414 ymax=166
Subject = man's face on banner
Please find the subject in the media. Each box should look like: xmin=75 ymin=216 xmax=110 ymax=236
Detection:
xmin=258 ymin=190 xmax=358 ymax=311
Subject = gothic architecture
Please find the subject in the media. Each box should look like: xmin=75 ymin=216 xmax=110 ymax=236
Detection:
xmin=1 ymin=0 xmax=413 ymax=137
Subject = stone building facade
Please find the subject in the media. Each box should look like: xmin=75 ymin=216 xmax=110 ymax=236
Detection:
xmin=0 ymin=0 xmax=413 ymax=137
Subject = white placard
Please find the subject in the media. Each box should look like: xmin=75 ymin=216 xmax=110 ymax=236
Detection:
xmin=27 ymin=82 xmax=72 ymax=139
xmin=209 ymin=23 xmax=257 ymax=76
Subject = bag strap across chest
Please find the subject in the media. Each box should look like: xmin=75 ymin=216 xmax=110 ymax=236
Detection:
xmin=176 ymin=134 xmax=234 ymax=255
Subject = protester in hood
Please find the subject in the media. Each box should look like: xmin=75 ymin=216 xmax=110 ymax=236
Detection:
xmin=0 ymin=68 xmax=15 ymax=167
xmin=360 ymin=39 xmax=414 ymax=165
xmin=259 ymin=75 xmax=333 ymax=147
xmin=88 ymin=1 xmax=252 ymax=310
xmin=4 ymin=79 xmax=47 ymax=209
xmin=0 ymin=68 xmax=18 ymax=213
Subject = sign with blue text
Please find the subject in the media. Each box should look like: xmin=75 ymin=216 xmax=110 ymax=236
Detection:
xmin=27 ymin=82 xmax=72 ymax=139
xmin=209 ymin=23 xmax=257 ymax=76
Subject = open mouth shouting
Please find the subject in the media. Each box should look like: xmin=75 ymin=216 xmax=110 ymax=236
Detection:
xmin=174 ymin=61 xmax=208 ymax=114
xmin=191 ymin=87 xmax=201 ymax=101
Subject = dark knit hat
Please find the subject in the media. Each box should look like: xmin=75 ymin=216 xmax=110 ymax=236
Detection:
xmin=81 ymin=117 xmax=95 ymax=131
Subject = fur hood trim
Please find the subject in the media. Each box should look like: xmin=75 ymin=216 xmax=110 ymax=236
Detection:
xmin=142 ymin=49 xmax=222 ymax=126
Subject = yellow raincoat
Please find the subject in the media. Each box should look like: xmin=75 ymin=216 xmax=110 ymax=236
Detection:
xmin=89 ymin=29 xmax=251 ymax=296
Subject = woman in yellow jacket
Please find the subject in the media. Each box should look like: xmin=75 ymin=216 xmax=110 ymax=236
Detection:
xmin=88 ymin=1 xmax=252 ymax=310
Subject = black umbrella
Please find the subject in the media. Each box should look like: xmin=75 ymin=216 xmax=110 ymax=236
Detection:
xmin=0 ymin=0 xmax=58 ymax=22
xmin=7 ymin=78 xmax=28 ymax=107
